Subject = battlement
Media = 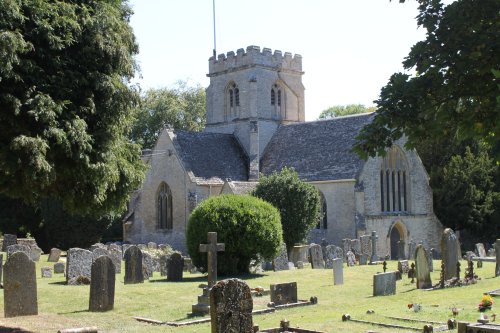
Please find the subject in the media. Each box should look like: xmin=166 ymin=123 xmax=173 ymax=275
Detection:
xmin=208 ymin=45 xmax=302 ymax=75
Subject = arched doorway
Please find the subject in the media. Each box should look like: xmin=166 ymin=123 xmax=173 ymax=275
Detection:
xmin=390 ymin=227 xmax=401 ymax=260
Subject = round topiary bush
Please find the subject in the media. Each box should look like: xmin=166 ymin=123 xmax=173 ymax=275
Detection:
xmin=186 ymin=194 xmax=283 ymax=275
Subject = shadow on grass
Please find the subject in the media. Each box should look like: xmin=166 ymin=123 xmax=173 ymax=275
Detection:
xmin=0 ymin=326 xmax=36 ymax=333
xmin=57 ymin=309 xmax=89 ymax=315
xmin=149 ymin=272 xmax=267 ymax=284
xmin=48 ymin=281 xmax=67 ymax=286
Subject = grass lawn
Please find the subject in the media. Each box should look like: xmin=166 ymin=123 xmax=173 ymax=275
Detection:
xmin=0 ymin=254 xmax=498 ymax=332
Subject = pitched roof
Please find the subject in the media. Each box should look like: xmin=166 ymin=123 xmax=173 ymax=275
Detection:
xmin=260 ymin=113 xmax=375 ymax=181
xmin=174 ymin=131 xmax=248 ymax=183
xmin=224 ymin=181 xmax=258 ymax=195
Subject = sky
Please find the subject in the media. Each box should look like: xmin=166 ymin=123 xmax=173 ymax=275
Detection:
xmin=128 ymin=0 xmax=453 ymax=121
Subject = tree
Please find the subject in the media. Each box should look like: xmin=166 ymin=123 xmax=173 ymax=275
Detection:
xmin=130 ymin=82 xmax=206 ymax=149
xmin=318 ymin=104 xmax=375 ymax=119
xmin=252 ymin=167 xmax=321 ymax=253
xmin=0 ymin=0 xmax=145 ymax=215
xmin=354 ymin=0 xmax=500 ymax=160
xmin=186 ymin=195 xmax=282 ymax=275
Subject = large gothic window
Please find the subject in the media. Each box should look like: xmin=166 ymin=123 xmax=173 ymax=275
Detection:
xmin=157 ymin=182 xmax=173 ymax=230
xmin=226 ymin=82 xmax=240 ymax=120
xmin=316 ymin=191 xmax=327 ymax=229
xmin=380 ymin=146 xmax=409 ymax=213
xmin=271 ymin=84 xmax=283 ymax=118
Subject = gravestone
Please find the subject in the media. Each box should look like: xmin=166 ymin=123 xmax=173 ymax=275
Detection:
xmin=370 ymin=231 xmax=379 ymax=263
xmin=122 ymin=244 xmax=133 ymax=258
xmin=476 ymin=243 xmax=487 ymax=258
xmin=309 ymin=244 xmax=325 ymax=269
xmin=47 ymin=248 xmax=62 ymax=262
xmin=210 ymin=279 xmax=253 ymax=333
xmin=54 ymin=262 xmax=65 ymax=274
xmin=332 ymin=258 xmax=343 ymax=285
xmin=346 ymin=251 xmax=356 ymax=267
xmin=397 ymin=240 xmax=406 ymax=260
xmin=408 ymin=239 xmax=416 ymax=260
xmin=108 ymin=243 xmax=121 ymax=252
xmin=92 ymin=248 xmax=110 ymax=261
xmin=66 ymin=248 xmax=92 ymax=285
xmin=2 ymin=234 xmax=17 ymax=251
xmin=428 ymin=248 xmax=434 ymax=272
xmin=90 ymin=243 xmax=105 ymax=251
xmin=373 ymin=272 xmax=397 ymax=296
xmin=124 ymin=245 xmax=144 ymax=284
xmin=7 ymin=244 xmax=31 ymax=259
xmin=289 ymin=245 xmax=309 ymax=265
xmin=108 ymin=248 xmax=122 ymax=274
xmin=152 ymin=256 xmax=161 ymax=272
xmin=398 ymin=260 xmax=409 ymax=274
xmin=324 ymin=245 xmax=343 ymax=269
xmin=137 ymin=244 xmax=147 ymax=251
xmin=488 ymin=248 xmax=496 ymax=257
xmin=360 ymin=235 xmax=372 ymax=257
xmin=270 ymin=282 xmax=297 ymax=305
xmin=41 ymin=267 xmax=52 ymax=278
xmin=296 ymin=261 xmax=304 ymax=269
xmin=160 ymin=255 xmax=168 ymax=276
xmin=167 ymin=252 xmax=184 ymax=281
xmin=287 ymin=262 xmax=295 ymax=270
xmin=350 ymin=239 xmax=361 ymax=256
xmin=142 ymin=251 xmax=154 ymax=279
xmin=415 ymin=245 xmax=432 ymax=289
xmin=147 ymin=242 xmax=157 ymax=250
xmin=89 ymin=256 xmax=115 ymax=312
xmin=441 ymin=228 xmax=460 ymax=280
xmin=272 ymin=243 xmax=289 ymax=271
xmin=0 ymin=254 xmax=3 ymax=284
xmin=495 ymin=239 xmax=500 ymax=277
xmin=359 ymin=254 xmax=368 ymax=265
xmin=4 ymin=252 xmax=38 ymax=317
xmin=342 ymin=239 xmax=352 ymax=259
xmin=30 ymin=246 xmax=42 ymax=262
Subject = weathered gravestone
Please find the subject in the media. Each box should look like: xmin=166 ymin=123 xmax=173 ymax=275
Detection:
xmin=30 ymin=246 xmax=42 ymax=262
xmin=160 ymin=255 xmax=168 ymax=276
xmin=309 ymin=244 xmax=325 ymax=269
xmin=89 ymin=256 xmax=115 ymax=312
xmin=370 ymin=231 xmax=379 ymax=263
xmin=167 ymin=252 xmax=184 ymax=281
xmin=272 ymin=243 xmax=289 ymax=271
xmin=108 ymin=243 xmax=121 ymax=252
xmin=476 ymin=243 xmax=487 ymax=258
xmin=359 ymin=254 xmax=368 ymax=265
xmin=210 ymin=279 xmax=253 ymax=333
xmin=0 ymin=254 xmax=3 ymax=284
xmin=137 ymin=244 xmax=147 ymax=251
xmin=495 ymin=239 xmax=500 ymax=277
xmin=408 ymin=239 xmax=416 ymax=260
xmin=142 ymin=251 xmax=154 ymax=279
xmin=147 ymin=242 xmax=157 ymax=250
xmin=428 ymin=248 xmax=434 ymax=272
xmin=332 ymin=258 xmax=343 ymax=285
xmin=66 ymin=248 xmax=92 ymax=285
xmin=346 ymin=251 xmax=356 ymax=267
xmin=360 ymin=235 xmax=372 ymax=257
xmin=351 ymin=239 xmax=361 ymax=256
xmin=397 ymin=240 xmax=406 ymax=260
xmin=7 ymin=244 xmax=31 ymax=260
xmin=398 ymin=260 xmax=409 ymax=274
xmin=47 ymin=248 xmax=62 ymax=262
xmin=122 ymin=244 xmax=133 ymax=258
xmin=441 ymin=228 xmax=460 ymax=280
xmin=92 ymin=248 xmax=110 ymax=261
xmin=4 ymin=252 xmax=38 ymax=317
xmin=54 ymin=262 xmax=65 ymax=274
xmin=415 ymin=245 xmax=432 ymax=289
xmin=41 ymin=267 xmax=52 ymax=278
xmin=296 ymin=261 xmax=304 ymax=269
xmin=90 ymin=243 xmax=105 ymax=251
xmin=289 ymin=245 xmax=309 ymax=265
xmin=373 ymin=272 xmax=397 ymax=296
xmin=108 ymin=248 xmax=122 ymax=274
xmin=270 ymin=282 xmax=298 ymax=305
xmin=342 ymin=239 xmax=352 ymax=259
xmin=324 ymin=245 xmax=343 ymax=269
xmin=124 ymin=245 xmax=144 ymax=284
xmin=2 ymin=234 xmax=17 ymax=251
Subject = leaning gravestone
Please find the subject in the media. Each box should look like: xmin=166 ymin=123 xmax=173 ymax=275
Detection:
xmin=415 ymin=245 xmax=432 ymax=289
xmin=47 ymin=248 xmax=62 ymax=262
xmin=272 ymin=244 xmax=289 ymax=271
xmin=167 ymin=252 xmax=184 ymax=281
xmin=66 ymin=248 xmax=93 ymax=285
xmin=89 ymin=256 xmax=115 ymax=312
xmin=495 ymin=239 xmax=500 ymax=277
xmin=124 ymin=245 xmax=144 ymax=284
xmin=398 ymin=260 xmax=409 ymax=274
xmin=210 ymin=279 xmax=253 ymax=333
xmin=346 ymin=251 xmax=356 ymax=267
xmin=2 ymin=234 xmax=17 ymax=251
xmin=441 ymin=228 xmax=460 ymax=280
xmin=270 ymin=282 xmax=298 ymax=305
xmin=54 ymin=262 xmax=65 ymax=274
xmin=476 ymin=243 xmax=487 ymax=258
xmin=4 ymin=252 xmax=38 ymax=317
xmin=333 ymin=258 xmax=343 ymax=285
xmin=309 ymin=244 xmax=325 ymax=269
xmin=108 ymin=248 xmax=122 ymax=274
xmin=7 ymin=244 xmax=31 ymax=260
xmin=160 ymin=255 xmax=168 ymax=276
xmin=30 ymin=246 xmax=42 ymax=262
xmin=373 ymin=272 xmax=396 ymax=296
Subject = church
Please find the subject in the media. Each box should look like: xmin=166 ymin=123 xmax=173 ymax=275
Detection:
xmin=123 ymin=45 xmax=443 ymax=259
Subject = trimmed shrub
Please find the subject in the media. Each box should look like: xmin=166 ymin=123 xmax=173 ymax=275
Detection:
xmin=187 ymin=194 xmax=282 ymax=275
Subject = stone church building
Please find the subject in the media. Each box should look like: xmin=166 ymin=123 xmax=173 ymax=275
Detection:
xmin=123 ymin=45 xmax=443 ymax=258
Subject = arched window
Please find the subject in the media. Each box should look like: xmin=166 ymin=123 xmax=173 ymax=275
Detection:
xmin=380 ymin=146 xmax=409 ymax=213
xmin=316 ymin=191 xmax=327 ymax=229
xmin=226 ymin=82 xmax=240 ymax=119
xmin=157 ymin=182 xmax=173 ymax=230
xmin=271 ymin=84 xmax=283 ymax=118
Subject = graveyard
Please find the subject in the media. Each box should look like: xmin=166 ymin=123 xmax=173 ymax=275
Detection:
xmin=1 ymin=249 xmax=499 ymax=333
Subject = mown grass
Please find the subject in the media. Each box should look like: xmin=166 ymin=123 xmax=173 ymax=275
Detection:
xmin=0 ymin=254 xmax=498 ymax=333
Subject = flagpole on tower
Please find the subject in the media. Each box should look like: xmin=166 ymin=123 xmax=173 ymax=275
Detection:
xmin=212 ymin=0 xmax=217 ymax=58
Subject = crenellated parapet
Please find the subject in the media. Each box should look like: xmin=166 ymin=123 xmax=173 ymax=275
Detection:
xmin=208 ymin=45 xmax=302 ymax=75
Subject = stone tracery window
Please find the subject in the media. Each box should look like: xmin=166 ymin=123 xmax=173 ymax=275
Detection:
xmin=380 ymin=146 xmax=408 ymax=213
xmin=157 ymin=182 xmax=173 ymax=230
xmin=271 ymin=84 xmax=283 ymax=118
xmin=226 ymin=82 xmax=240 ymax=119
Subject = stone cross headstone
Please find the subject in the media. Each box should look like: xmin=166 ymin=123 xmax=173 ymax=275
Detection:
xmin=333 ymin=258 xmax=343 ymax=285
xmin=4 ymin=252 xmax=38 ymax=317
xmin=167 ymin=252 xmax=184 ymax=281
xmin=89 ymin=255 xmax=115 ymax=312
xmin=408 ymin=239 xmax=416 ymax=260
xmin=210 ymin=279 xmax=253 ymax=333
xmin=54 ymin=262 xmax=65 ymax=274
xmin=415 ymin=245 xmax=432 ymax=289
xmin=397 ymin=240 xmax=406 ymax=260
xmin=41 ymin=267 xmax=52 ymax=278
xmin=398 ymin=260 xmax=409 ymax=274
xmin=495 ymin=239 xmax=500 ymax=277
xmin=199 ymin=232 xmax=225 ymax=289
xmin=7 ymin=244 xmax=31 ymax=260
xmin=2 ymin=234 xmax=17 ymax=251
xmin=66 ymin=248 xmax=92 ymax=285
xmin=441 ymin=228 xmax=460 ymax=280
xmin=476 ymin=243 xmax=487 ymax=258
xmin=373 ymin=272 xmax=396 ymax=296
xmin=47 ymin=248 xmax=62 ymax=262
xmin=270 ymin=282 xmax=298 ymax=305
xmin=309 ymin=244 xmax=325 ymax=269
xmin=124 ymin=245 xmax=144 ymax=284
xmin=370 ymin=231 xmax=379 ymax=263
xmin=346 ymin=251 xmax=356 ymax=267
xmin=160 ymin=255 xmax=168 ymax=276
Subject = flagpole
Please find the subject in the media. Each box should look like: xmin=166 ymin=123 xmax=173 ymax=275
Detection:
xmin=212 ymin=0 xmax=217 ymax=58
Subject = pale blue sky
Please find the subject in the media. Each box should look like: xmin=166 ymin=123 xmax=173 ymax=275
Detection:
xmin=129 ymin=0 xmax=453 ymax=121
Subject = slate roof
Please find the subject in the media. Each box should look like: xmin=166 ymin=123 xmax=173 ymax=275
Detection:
xmin=174 ymin=131 xmax=248 ymax=183
xmin=226 ymin=181 xmax=258 ymax=195
xmin=260 ymin=113 xmax=375 ymax=181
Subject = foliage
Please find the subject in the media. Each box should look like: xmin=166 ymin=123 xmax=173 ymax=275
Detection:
xmin=0 ymin=0 xmax=146 ymax=215
xmin=253 ymin=167 xmax=321 ymax=252
xmin=354 ymin=0 xmax=500 ymax=160
xmin=186 ymin=195 xmax=282 ymax=275
xmin=130 ymin=82 xmax=206 ymax=149
xmin=318 ymin=104 xmax=375 ymax=119
xmin=478 ymin=294 xmax=494 ymax=311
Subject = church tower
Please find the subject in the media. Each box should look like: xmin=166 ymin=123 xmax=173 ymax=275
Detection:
xmin=204 ymin=46 xmax=305 ymax=180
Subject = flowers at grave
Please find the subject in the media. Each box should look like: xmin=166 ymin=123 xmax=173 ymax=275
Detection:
xmin=407 ymin=303 xmax=421 ymax=312
xmin=478 ymin=294 xmax=494 ymax=311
